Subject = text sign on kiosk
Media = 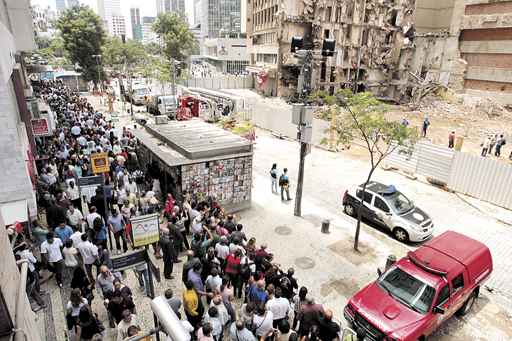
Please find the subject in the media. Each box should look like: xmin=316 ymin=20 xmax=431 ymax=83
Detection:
xmin=91 ymin=152 xmax=110 ymax=174
xmin=131 ymin=213 xmax=160 ymax=247
xmin=111 ymin=249 xmax=147 ymax=272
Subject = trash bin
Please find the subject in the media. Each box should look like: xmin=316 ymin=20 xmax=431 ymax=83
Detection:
xmin=321 ymin=219 xmax=330 ymax=234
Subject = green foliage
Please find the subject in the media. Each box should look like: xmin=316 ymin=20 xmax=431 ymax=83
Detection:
xmin=153 ymin=13 xmax=197 ymax=62
xmin=312 ymin=89 xmax=417 ymax=157
xmin=102 ymin=37 xmax=147 ymax=70
xmin=35 ymin=36 xmax=51 ymax=49
xmin=145 ymin=42 xmax=163 ymax=56
xmin=56 ymin=5 xmax=106 ymax=82
xmin=311 ymin=89 xmax=418 ymax=250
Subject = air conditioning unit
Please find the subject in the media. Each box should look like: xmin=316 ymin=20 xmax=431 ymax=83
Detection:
xmin=154 ymin=115 xmax=168 ymax=125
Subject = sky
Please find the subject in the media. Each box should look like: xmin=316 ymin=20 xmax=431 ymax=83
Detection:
xmin=30 ymin=0 xmax=195 ymax=39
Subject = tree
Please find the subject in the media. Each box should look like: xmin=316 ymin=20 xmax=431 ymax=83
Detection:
xmin=145 ymin=42 xmax=163 ymax=56
xmin=102 ymin=37 xmax=147 ymax=70
xmin=153 ymin=12 xmax=196 ymax=63
xmin=312 ymin=89 xmax=418 ymax=250
xmin=56 ymin=5 xmax=106 ymax=83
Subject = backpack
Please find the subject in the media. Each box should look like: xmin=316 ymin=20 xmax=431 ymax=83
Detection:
xmin=278 ymin=174 xmax=285 ymax=186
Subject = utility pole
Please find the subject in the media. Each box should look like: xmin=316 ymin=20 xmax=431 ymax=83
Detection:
xmin=92 ymin=54 xmax=102 ymax=93
xmin=171 ymin=58 xmax=177 ymax=98
xmin=293 ymin=50 xmax=313 ymax=217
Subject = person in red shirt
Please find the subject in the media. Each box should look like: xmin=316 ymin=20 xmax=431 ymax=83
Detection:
xmin=224 ymin=250 xmax=242 ymax=298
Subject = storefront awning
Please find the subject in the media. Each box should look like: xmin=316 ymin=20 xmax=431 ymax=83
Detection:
xmin=0 ymin=200 xmax=28 ymax=226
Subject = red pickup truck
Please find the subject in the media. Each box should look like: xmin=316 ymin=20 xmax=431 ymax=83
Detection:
xmin=344 ymin=231 xmax=493 ymax=341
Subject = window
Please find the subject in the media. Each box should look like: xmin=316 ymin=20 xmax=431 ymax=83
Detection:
xmin=452 ymin=274 xmax=464 ymax=292
xmin=378 ymin=267 xmax=435 ymax=314
xmin=356 ymin=190 xmax=373 ymax=204
xmin=374 ymin=197 xmax=390 ymax=212
xmin=435 ymin=285 xmax=450 ymax=307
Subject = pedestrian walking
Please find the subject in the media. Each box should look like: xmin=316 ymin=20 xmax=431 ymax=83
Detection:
xmin=481 ymin=135 xmax=491 ymax=157
xmin=40 ymin=232 xmax=65 ymax=287
xmin=270 ymin=164 xmax=278 ymax=194
xmin=448 ymin=131 xmax=455 ymax=149
xmin=279 ymin=168 xmax=292 ymax=201
xmin=495 ymin=134 xmax=506 ymax=157
xmin=108 ymin=208 xmax=128 ymax=253
xmin=489 ymin=134 xmax=497 ymax=155
xmin=422 ymin=116 xmax=430 ymax=138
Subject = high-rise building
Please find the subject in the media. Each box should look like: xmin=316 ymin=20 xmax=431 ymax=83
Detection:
xmin=141 ymin=16 xmax=160 ymax=45
xmin=201 ymin=0 xmax=241 ymax=39
xmin=130 ymin=8 xmax=142 ymax=41
xmin=55 ymin=0 xmax=79 ymax=14
xmin=67 ymin=0 xmax=80 ymax=8
xmin=97 ymin=0 xmax=125 ymax=38
xmin=111 ymin=15 xmax=126 ymax=38
xmin=156 ymin=0 xmax=163 ymax=15
xmin=156 ymin=0 xmax=186 ymax=16
xmin=193 ymin=0 xmax=201 ymax=26
xmin=55 ymin=0 xmax=66 ymax=13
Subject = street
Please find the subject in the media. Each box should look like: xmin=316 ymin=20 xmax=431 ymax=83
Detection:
xmin=242 ymin=129 xmax=512 ymax=340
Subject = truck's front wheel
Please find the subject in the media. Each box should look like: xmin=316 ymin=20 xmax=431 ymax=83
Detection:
xmin=456 ymin=291 xmax=477 ymax=316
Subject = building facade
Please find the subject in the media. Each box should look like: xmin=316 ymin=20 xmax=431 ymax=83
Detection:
xmin=156 ymin=0 xmax=185 ymax=17
xmin=96 ymin=0 xmax=125 ymax=37
xmin=202 ymin=37 xmax=249 ymax=74
xmin=247 ymin=0 xmax=422 ymax=99
xmin=194 ymin=0 xmax=201 ymax=26
xmin=201 ymin=0 xmax=242 ymax=39
xmin=55 ymin=0 xmax=66 ymax=13
xmin=0 ymin=1 xmax=44 ymax=338
xmin=130 ymin=7 xmax=142 ymax=41
xmin=142 ymin=16 xmax=159 ymax=45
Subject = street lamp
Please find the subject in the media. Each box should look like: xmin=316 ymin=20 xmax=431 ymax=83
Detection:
xmin=291 ymin=36 xmax=336 ymax=217
xmin=92 ymin=54 xmax=102 ymax=93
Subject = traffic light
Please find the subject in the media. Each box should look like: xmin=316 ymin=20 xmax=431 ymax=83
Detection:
xmin=322 ymin=39 xmax=336 ymax=57
xmin=291 ymin=36 xmax=304 ymax=53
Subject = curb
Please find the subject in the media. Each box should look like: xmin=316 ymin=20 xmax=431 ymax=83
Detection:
xmin=455 ymin=193 xmax=512 ymax=228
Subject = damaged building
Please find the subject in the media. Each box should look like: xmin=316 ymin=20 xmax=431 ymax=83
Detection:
xmin=246 ymin=0 xmax=419 ymax=101
xmin=246 ymin=0 xmax=512 ymax=105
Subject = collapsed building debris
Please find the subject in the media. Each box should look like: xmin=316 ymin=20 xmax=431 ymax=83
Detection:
xmin=247 ymin=0 xmax=424 ymax=102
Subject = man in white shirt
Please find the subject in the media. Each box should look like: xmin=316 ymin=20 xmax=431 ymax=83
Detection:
xmin=266 ymin=287 xmax=291 ymax=328
xmin=86 ymin=206 xmax=103 ymax=230
xmin=71 ymin=124 xmax=81 ymax=136
xmin=67 ymin=204 xmax=84 ymax=230
xmin=40 ymin=232 xmax=64 ymax=287
xmin=215 ymin=237 xmax=230 ymax=260
xmin=77 ymin=234 xmax=99 ymax=282
xmin=66 ymin=180 xmax=81 ymax=209
xmin=70 ymin=225 xmax=83 ymax=248
xmin=117 ymin=309 xmax=139 ymax=341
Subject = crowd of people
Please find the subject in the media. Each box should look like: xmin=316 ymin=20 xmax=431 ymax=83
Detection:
xmin=11 ymin=81 xmax=361 ymax=341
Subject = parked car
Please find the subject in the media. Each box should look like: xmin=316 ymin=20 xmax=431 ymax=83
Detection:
xmin=342 ymin=181 xmax=433 ymax=243
xmin=127 ymin=85 xmax=151 ymax=105
xmin=147 ymin=95 xmax=178 ymax=118
xmin=344 ymin=231 xmax=493 ymax=341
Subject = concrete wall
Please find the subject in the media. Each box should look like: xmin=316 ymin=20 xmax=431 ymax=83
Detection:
xmin=242 ymin=95 xmax=329 ymax=146
xmin=0 ymin=215 xmax=43 ymax=341
xmin=414 ymin=0 xmax=456 ymax=32
xmin=0 ymin=76 xmax=37 ymax=216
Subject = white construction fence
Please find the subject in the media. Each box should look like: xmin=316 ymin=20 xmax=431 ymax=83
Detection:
xmin=386 ymin=141 xmax=512 ymax=210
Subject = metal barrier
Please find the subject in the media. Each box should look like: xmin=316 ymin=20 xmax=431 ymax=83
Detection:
xmin=385 ymin=140 xmax=512 ymax=210
xmin=448 ymin=152 xmax=512 ymax=210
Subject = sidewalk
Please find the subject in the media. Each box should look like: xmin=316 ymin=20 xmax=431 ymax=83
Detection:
xmin=457 ymin=193 xmax=512 ymax=226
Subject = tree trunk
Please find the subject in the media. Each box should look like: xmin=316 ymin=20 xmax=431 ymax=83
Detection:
xmin=354 ymin=167 xmax=376 ymax=251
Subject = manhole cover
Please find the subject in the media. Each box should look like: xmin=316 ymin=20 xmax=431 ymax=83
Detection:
xmin=274 ymin=225 xmax=293 ymax=235
xmin=295 ymin=257 xmax=316 ymax=269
